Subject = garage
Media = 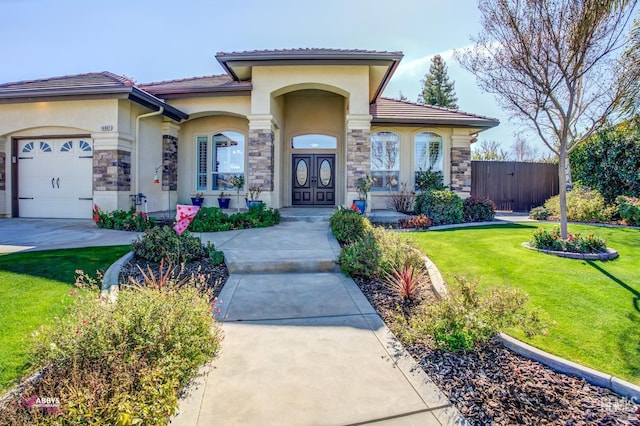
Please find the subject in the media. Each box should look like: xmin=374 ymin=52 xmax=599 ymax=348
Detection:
xmin=17 ymin=138 xmax=93 ymax=218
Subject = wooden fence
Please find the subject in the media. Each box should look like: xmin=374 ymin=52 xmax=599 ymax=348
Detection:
xmin=471 ymin=161 xmax=559 ymax=212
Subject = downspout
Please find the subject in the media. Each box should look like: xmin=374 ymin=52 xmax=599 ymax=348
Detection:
xmin=134 ymin=107 xmax=164 ymax=195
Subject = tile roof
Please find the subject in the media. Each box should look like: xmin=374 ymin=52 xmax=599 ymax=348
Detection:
xmin=216 ymin=48 xmax=403 ymax=58
xmin=0 ymin=71 xmax=135 ymax=92
xmin=0 ymin=71 xmax=188 ymax=121
xmin=139 ymin=74 xmax=251 ymax=96
xmin=371 ymin=98 xmax=499 ymax=129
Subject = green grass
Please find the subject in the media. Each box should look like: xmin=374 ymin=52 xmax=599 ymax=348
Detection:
xmin=405 ymin=222 xmax=640 ymax=385
xmin=0 ymin=246 xmax=131 ymax=393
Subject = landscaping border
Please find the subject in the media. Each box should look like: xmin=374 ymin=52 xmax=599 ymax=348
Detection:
xmin=100 ymin=251 xmax=134 ymax=302
xmin=422 ymin=252 xmax=640 ymax=402
xmin=521 ymin=242 xmax=619 ymax=260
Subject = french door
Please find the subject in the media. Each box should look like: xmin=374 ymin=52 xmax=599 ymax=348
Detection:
xmin=292 ymin=154 xmax=335 ymax=205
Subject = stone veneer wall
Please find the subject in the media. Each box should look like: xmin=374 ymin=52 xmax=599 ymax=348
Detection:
xmin=450 ymin=146 xmax=471 ymax=194
xmin=0 ymin=152 xmax=5 ymax=191
xmin=248 ymin=129 xmax=274 ymax=191
xmin=162 ymin=135 xmax=178 ymax=191
xmin=93 ymin=149 xmax=131 ymax=191
xmin=346 ymin=129 xmax=371 ymax=189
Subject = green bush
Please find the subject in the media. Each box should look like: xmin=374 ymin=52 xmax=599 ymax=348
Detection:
xmin=543 ymin=186 xmax=614 ymax=223
xmin=406 ymin=277 xmax=545 ymax=352
xmin=2 ymin=279 xmax=221 ymax=425
xmin=570 ymin=119 xmax=640 ymax=203
xmin=93 ymin=205 xmax=156 ymax=231
xmin=207 ymin=242 xmax=225 ymax=266
xmin=462 ymin=197 xmax=496 ymax=222
xmin=415 ymin=190 xmax=463 ymax=226
xmin=330 ymin=209 xmax=372 ymax=244
xmin=132 ymin=226 xmax=207 ymax=263
xmin=616 ymin=196 xmax=640 ymax=226
xmin=415 ymin=169 xmax=447 ymax=191
xmin=189 ymin=205 xmax=280 ymax=232
xmin=337 ymin=227 xmax=424 ymax=278
xmin=529 ymin=206 xmax=551 ymax=220
xmin=529 ymin=227 xmax=607 ymax=253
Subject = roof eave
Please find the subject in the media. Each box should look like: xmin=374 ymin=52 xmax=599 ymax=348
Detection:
xmin=142 ymin=84 xmax=253 ymax=98
xmin=129 ymin=87 xmax=189 ymax=121
xmin=371 ymin=57 xmax=402 ymax=104
xmin=371 ymin=117 xmax=500 ymax=129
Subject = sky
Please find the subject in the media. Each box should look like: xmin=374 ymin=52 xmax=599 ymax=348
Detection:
xmin=0 ymin=0 xmax=537 ymax=153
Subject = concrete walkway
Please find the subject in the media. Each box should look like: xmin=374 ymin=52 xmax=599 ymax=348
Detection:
xmin=172 ymin=220 xmax=465 ymax=426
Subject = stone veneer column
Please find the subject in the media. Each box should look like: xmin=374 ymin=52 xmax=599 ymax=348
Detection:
xmin=248 ymin=115 xmax=275 ymax=191
xmin=450 ymin=135 xmax=473 ymax=197
xmin=345 ymin=114 xmax=372 ymax=191
xmin=91 ymin=132 xmax=133 ymax=211
xmin=162 ymin=122 xmax=180 ymax=191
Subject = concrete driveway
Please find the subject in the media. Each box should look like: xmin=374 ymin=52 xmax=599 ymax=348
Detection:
xmin=0 ymin=218 xmax=139 ymax=254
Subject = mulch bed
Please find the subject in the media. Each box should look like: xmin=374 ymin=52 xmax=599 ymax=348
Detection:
xmin=353 ymin=276 xmax=640 ymax=426
xmin=118 ymin=257 xmax=229 ymax=301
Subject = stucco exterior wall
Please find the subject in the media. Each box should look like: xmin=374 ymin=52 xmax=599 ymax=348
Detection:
xmin=176 ymin=115 xmax=249 ymax=206
xmin=167 ymin=96 xmax=251 ymax=120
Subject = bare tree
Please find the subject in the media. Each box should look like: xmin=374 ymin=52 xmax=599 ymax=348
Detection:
xmin=510 ymin=136 xmax=539 ymax=162
xmin=472 ymin=140 xmax=510 ymax=161
xmin=457 ymin=0 xmax=637 ymax=238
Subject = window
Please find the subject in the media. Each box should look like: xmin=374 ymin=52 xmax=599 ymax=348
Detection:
xmin=292 ymin=134 xmax=336 ymax=149
xmin=195 ymin=131 xmax=245 ymax=191
xmin=414 ymin=132 xmax=443 ymax=184
xmin=371 ymin=132 xmax=400 ymax=191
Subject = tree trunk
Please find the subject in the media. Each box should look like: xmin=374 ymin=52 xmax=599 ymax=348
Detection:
xmin=564 ymin=156 xmax=573 ymax=191
xmin=558 ymin=151 xmax=569 ymax=239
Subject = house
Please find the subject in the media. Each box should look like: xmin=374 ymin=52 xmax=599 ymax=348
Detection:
xmin=0 ymin=49 xmax=498 ymax=219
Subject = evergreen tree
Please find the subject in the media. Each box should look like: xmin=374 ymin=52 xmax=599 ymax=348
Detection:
xmin=418 ymin=54 xmax=458 ymax=109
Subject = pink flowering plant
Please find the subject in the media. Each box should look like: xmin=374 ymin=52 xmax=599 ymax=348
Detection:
xmin=92 ymin=205 xmax=155 ymax=231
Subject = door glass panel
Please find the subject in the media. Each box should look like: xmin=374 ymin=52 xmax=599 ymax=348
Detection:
xmin=319 ymin=159 xmax=331 ymax=186
xmin=296 ymin=159 xmax=308 ymax=186
xmin=292 ymin=134 xmax=337 ymax=149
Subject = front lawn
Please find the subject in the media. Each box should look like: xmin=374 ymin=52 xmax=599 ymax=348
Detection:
xmin=406 ymin=223 xmax=640 ymax=385
xmin=0 ymin=246 xmax=131 ymax=393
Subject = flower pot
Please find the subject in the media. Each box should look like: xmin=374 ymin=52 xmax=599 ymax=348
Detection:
xmin=191 ymin=197 xmax=204 ymax=207
xmin=246 ymin=200 xmax=264 ymax=210
xmin=217 ymin=197 xmax=231 ymax=209
xmin=352 ymin=200 xmax=366 ymax=215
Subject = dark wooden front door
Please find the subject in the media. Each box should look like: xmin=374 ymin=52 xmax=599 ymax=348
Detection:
xmin=292 ymin=154 xmax=335 ymax=205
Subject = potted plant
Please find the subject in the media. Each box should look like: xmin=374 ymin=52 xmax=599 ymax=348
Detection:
xmin=353 ymin=175 xmax=374 ymax=214
xmin=246 ymin=184 xmax=264 ymax=210
xmin=229 ymin=174 xmax=245 ymax=212
xmin=217 ymin=191 xmax=231 ymax=209
xmin=191 ymin=192 xmax=205 ymax=207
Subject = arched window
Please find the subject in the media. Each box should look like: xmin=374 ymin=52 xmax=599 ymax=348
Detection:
xmin=196 ymin=131 xmax=245 ymax=191
xmin=371 ymin=132 xmax=400 ymax=191
xmin=414 ymin=132 xmax=443 ymax=184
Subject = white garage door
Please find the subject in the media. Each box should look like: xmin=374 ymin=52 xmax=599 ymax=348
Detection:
xmin=18 ymin=139 xmax=93 ymax=219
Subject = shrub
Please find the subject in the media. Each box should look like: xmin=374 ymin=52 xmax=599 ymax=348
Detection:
xmin=338 ymin=227 xmax=424 ymax=278
xmin=529 ymin=227 xmax=607 ymax=253
xmin=543 ymin=186 xmax=614 ymax=223
xmin=570 ymin=119 xmax=640 ymax=203
xmin=93 ymin=205 xmax=156 ymax=231
xmin=330 ymin=209 xmax=372 ymax=244
xmin=132 ymin=226 xmax=207 ymax=263
xmin=616 ymin=195 xmax=640 ymax=226
xmin=462 ymin=197 xmax=496 ymax=222
xmin=415 ymin=169 xmax=447 ymax=192
xmin=529 ymin=206 xmax=551 ymax=220
xmin=398 ymin=214 xmax=432 ymax=229
xmin=407 ymin=277 xmax=545 ymax=352
xmin=387 ymin=182 xmax=416 ymax=213
xmin=207 ymin=242 xmax=225 ymax=266
xmin=383 ymin=261 xmax=429 ymax=302
xmin=2 ymin=276 xmax=221 ymax=425
xmin=189 ymin=205 xmax=280 ymax=232
xmin=415 ymin=190 xmax=463 ymax=226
